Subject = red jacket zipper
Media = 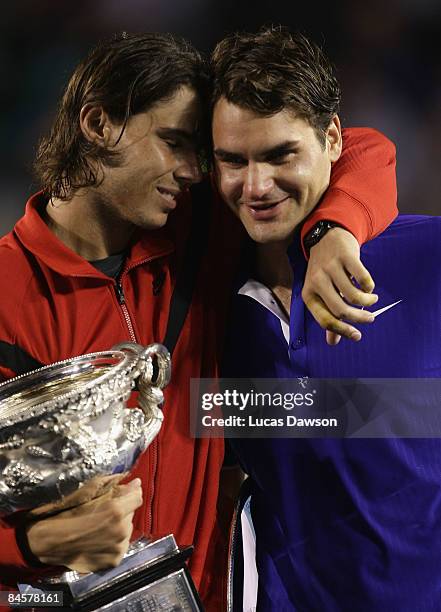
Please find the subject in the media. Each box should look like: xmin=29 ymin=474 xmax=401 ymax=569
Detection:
xmin=115 ymin=276 xmax=158 ymax=536
xmin=115 ymin=281 xmax=137 ymax=342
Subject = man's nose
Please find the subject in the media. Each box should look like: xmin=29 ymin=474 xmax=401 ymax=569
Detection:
xmin=243 ymin=163 xmax=274 ymax=200
xmin=175 ymin=150 xmax=203 ymax=185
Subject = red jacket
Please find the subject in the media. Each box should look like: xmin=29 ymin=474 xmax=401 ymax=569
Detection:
xmin=0 ymin=127 xmax=396 ymax=608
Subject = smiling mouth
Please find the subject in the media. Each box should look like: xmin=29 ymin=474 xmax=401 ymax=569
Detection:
xmin=157 ymin=187 xmax=179 ymax=208
xmin=250 ymin=202 xmax=278 ymax=211
xmin=244 ymin=197 xmax=289 ymax=219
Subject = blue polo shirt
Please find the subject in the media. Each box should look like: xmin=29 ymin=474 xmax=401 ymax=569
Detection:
xmin=224 ymin=216 xmax=441 ymax=611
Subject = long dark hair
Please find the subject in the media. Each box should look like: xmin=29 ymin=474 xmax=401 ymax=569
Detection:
xmin=34 ymin=32 xmax=209 ymax=200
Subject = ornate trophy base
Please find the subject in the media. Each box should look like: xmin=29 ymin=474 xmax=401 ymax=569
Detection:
xmin=27 ymin=536 xmax=204 ymax=611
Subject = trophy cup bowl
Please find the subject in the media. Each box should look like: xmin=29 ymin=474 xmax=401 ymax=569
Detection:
xmin=0 ymin=342 xmax=170 ymax=516
xmin=0 ymin=343 xmax=203 ymax=611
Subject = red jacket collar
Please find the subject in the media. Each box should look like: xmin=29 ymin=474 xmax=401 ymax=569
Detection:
xmin=14 ymin=192 xmax=175 ymax=278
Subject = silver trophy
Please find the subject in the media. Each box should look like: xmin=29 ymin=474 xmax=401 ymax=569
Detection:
xmin=0 ymin=343 xmax=203 ymax=611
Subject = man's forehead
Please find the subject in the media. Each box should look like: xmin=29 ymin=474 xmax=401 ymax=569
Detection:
xmin=214 ymin=98 xmax=307 ymax=129
xmin=150 ymin=86 xmax=201 ymax=123
xmin=212 ymin=100 xmax=312 ymax=151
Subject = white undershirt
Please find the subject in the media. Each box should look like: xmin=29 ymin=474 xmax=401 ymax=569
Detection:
xmin=238 ymin=279 xmax=290 ymax=344
xmin=241 ymin=495 xmax=258 ymax=612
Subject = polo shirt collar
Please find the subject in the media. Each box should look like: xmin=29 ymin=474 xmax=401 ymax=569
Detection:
xmin=235 ymin=231 xmax=306 ymax=345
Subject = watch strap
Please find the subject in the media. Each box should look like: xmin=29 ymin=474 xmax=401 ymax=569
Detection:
xmin=303 ymin=220 xmax=341 ymax=255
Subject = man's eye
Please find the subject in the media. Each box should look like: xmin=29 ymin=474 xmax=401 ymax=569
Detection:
xmin=165 ymin=140 xmax=179 ymax=149
xmin=223 ymin=158 xmax=246 ymax=168
xmin=269 ymin=152 xmax=295 ymax=165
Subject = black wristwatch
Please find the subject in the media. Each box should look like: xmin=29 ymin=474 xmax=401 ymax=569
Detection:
xmin=303 ymin=220 xmax=341 ymax=255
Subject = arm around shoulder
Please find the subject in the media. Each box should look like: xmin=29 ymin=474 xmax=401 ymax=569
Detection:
xmin=301 ymin=127 xmax=398 ymax=248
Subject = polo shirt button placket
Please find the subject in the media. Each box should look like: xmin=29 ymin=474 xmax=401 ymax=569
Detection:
xmin=291 ymin=337 xmax=304 ymax=350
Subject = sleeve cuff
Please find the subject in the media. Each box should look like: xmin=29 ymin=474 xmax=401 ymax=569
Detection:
xmin=301 ymin=188 xmax=373 ymax=259
xmin=15 ymin=525 xmax=49 ymax=569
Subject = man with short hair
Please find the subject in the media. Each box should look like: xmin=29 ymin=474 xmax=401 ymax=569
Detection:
xmin=0 ymin=31 xmax=396 ymax=608
xmin=213 ymin=27 xmax=441 ymax=611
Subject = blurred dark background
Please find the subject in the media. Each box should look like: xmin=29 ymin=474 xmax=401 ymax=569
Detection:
xmin=1 ymin=0 xmax=440 ymax=234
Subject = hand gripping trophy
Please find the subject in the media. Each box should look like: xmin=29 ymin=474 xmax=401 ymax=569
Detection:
xmin=0 ymin=343 xmax=203 ymax=611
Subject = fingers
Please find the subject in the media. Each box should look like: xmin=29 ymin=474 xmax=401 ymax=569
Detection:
xmin=27 ymin=479 xmax=143 ymax=571
xmin=112 ymin=478 xmax=144 ymax=512
xmin=331 ymin=268 xmax=378 ymax=308
xmin=28 ymin=473 xmax=128 ymax=519
xmin=66 ymin=502 xmax=137 ymax=572
xmin=74 ymin=477 xmax=143 ymax=515
xmin=66 ymin=528 xmax=133 ymax=573
xmin=326 ymin=285 xmax=374 ymax=325
xmin=326 ymin=330 xmax=341 ymax=346
xmin=303 ymin=275 xmax=375 ymax=323
xmin=304 ymin=227 xmax=380 ymax=343
xmin=344 ymin=257 xmax=375 ymax=294
xmin=303 ymin=294 xmax=363 ymax=341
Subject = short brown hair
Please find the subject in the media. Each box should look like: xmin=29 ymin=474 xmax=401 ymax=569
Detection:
xmin=211 ymin=26 xmax=341 ymax=145
xmin=34 ymin=32 xmax=208 ymax=200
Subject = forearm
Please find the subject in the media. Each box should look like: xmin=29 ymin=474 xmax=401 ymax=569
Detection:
xmin=301 ymin=127 xmax=397 ymax=252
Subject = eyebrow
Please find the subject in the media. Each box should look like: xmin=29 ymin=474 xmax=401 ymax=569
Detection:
xmin=214 ymin=140 xmax=300 ymax=160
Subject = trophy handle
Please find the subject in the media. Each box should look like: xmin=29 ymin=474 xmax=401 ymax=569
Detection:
xmin=112 ymin=342 xmax=171 ymax=420
xmin=137 ymin=343 xmax=172 ymax=389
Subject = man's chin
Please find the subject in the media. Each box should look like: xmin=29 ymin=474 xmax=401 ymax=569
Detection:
xmin=243 ymin=224 xmax=294 ymax=245
xmin=135 ymin=212 xmax=171 ymax=231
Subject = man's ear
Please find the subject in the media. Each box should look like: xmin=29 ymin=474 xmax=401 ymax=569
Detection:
xmin=326 ymin=115 xmax=342 ymax=163
xmin=79 ymin=104 xmax=116 ymax=147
